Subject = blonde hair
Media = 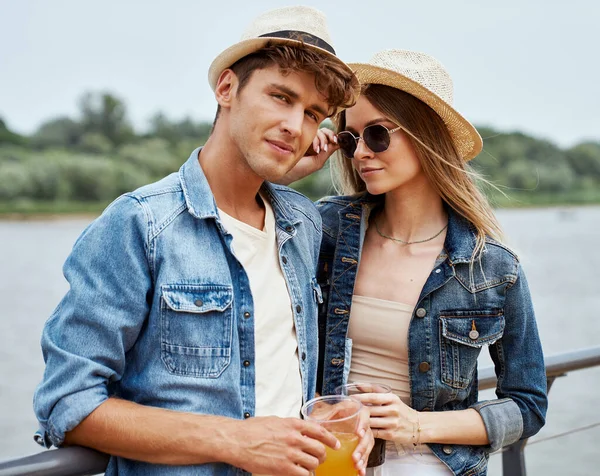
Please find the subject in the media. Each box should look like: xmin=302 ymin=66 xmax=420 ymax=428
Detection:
xmin=331 ymin=84 xmax=503 ymax=260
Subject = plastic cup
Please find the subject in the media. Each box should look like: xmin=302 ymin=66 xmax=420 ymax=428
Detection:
xmin=335 ymin=382 xmax=392 ymax=468
xmin=301 ymin=395 xmax=362 ymax=476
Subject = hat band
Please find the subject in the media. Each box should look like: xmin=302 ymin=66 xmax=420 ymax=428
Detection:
xmin=258 ymin=30 xmax=335 ymax=55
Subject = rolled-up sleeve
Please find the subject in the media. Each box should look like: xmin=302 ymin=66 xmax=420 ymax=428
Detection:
xmin=471 ymin=263 xmax=548 ymax=452
xmin=33 ymin=195 xmax=152 ymax=447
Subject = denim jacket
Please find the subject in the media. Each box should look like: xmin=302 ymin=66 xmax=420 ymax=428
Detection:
xmin=33 ymin=148 xmax=324 ymax=475
xmin=316 ymin=193 xmax=547 ymax=476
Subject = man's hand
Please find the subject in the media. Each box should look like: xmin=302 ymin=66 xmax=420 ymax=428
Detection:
xmin=226 ymin=416 xmax=340 ymax=476
xmin=277 ymin=128 xmax=339 ymax=185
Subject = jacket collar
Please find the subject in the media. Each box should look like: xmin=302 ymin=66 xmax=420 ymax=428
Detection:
xmin=344 ymin=192 xmax=478 ymax=264
xmin=179 ymin=147 xmax=302 ymax=227
xmin=443 ymin=206 xmax=478 ymax=264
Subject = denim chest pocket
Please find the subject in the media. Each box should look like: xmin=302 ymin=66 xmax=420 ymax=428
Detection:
xmin=440 ymin=309 xmax=505 ymax=389
xmin=160 ymin=284 xmax=233 ymax=378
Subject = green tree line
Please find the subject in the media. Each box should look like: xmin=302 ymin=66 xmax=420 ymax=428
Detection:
xmin=1 ymin=91 xmax=599 ymax=214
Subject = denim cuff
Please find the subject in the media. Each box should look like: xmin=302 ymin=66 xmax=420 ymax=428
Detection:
xmin=34 ymin=426 xmax=53 ymax=448
xmin=43 ymin=386 xmax=108 ymax=447
xmin=471 ymin=398 xmax=523 ymax=452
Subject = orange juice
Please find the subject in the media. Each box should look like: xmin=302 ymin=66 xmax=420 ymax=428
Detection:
xmin=315 ymin=432 xmax=359 ymax=476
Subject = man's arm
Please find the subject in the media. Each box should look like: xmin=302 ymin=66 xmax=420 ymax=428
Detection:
xmin=65 ymin=397 xmax=340 ymax=475
xmin=34 ymin=196 xmax=154 ymax=448
xmin=33 ymin=196 xmax=340 ymax=475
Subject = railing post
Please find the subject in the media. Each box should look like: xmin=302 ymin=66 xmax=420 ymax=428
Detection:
xmin=502 ymin=439 xmax=528 ymax=476
xmin=500 ymin=374 xmax=559 ymax=476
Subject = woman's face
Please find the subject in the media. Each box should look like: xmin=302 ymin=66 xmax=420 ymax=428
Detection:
xmin=343 ymin=96 xmax=425 ymax=195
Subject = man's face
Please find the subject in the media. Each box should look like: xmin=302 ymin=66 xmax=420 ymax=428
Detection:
xmin=228 ymin=65 xmax=330 ymax=182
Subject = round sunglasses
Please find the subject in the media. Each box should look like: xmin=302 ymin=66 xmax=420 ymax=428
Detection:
xmin=337 ymin=124 xmax=402 ymax=159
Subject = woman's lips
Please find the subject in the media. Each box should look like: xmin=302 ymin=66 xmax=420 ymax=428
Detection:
xmin=360 ymin=167 xmax=382 ymax=177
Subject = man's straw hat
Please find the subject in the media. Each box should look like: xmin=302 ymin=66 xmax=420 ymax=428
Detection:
xmin=349 ymin=49 xmax=482 ymax=160
xmin=208 ymin=6 xmax=359 ymax=105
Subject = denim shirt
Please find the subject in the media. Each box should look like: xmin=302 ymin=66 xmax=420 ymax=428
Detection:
xmin=316 ymin=193 xmax=547 ymax=476
xmin=33 ymin=148 xmax=324 ymax=475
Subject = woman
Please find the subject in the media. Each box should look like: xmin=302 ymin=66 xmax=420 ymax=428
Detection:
xmin=308 ymin=50 xmax=548 ymax=475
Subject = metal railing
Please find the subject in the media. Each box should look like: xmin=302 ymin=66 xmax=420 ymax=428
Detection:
xmin=2 ymin=346 xmax=599 ymax=476
xmin=479 ymin=345 xmax=600 ymax=476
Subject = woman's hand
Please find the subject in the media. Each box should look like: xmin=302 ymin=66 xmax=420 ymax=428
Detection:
xmin=275 ymin=128 xmax=339 ymax=185
xmin=353 ymin=406 xmax=374 ymax=475
xmin=352 ymin=393 xmax=419 ymax=445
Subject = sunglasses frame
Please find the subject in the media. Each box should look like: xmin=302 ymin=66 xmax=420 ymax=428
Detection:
xmin=337 ymin=124 xmax=402 ymax=159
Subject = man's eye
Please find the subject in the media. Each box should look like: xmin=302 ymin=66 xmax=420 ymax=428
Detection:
xmin=273 ymin=94 xmax=289 ymax=103
xmin=306 ymin=111 xmax=318 ymax=122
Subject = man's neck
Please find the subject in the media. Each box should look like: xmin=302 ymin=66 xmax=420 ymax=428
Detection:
xmin=199 ymin=135 xmax=266 ymax=229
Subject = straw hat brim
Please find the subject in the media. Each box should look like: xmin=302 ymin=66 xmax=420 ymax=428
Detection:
xmin=208 ymin=37 xmax=360 ymax=110
xmin=348 ymin=63 xmax=482 ymax=161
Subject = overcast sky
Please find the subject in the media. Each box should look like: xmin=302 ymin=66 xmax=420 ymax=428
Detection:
xmin=1 ymin=0 xmax=598 ymax=147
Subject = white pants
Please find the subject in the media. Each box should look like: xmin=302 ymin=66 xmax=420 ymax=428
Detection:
xmin=366 ymin=442 xmax=454 ymax=476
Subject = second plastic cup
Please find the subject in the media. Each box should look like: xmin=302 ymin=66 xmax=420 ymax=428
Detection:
xmin=301 ymin=395 xmax=362 ymax=476
xmin=335 ymin=382 xmax=392 ymax=468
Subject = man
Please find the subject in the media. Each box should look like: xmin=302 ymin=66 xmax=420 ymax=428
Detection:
xmin=33 ymin=6 xmax=370 ymax=476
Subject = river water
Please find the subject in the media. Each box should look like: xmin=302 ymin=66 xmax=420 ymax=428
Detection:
xmin=1 ymin=206 xmax=599 ymax=475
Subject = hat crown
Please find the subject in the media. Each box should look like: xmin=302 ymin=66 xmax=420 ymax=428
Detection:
xmin=241 ymin=6 xmax=334 ymax=48
xmin=369 ymin=49 xmax=454 ymax=105
xmin=350 ymin=49 xmax=481 ymax=160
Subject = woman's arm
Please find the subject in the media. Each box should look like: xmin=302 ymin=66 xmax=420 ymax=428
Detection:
xmin=470 ymin=262 xmax=548 ymax=450
xmin=355 ymin=394 xmax=489 ymax=446
xmin=275 ymin=128 xmax=338 ymax=185
xmin=355 ymin=263 xmax=547 ymax=450
xmin=419 ymin=408 xmax=488 ymax=445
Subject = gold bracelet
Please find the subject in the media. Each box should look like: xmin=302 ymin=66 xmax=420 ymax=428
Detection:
xmin=416 ymin=411 xmax=422 ymax=455
xmin=411 ymin=411 xmax=422 ymax=455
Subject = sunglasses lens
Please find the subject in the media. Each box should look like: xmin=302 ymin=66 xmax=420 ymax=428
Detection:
xmin=337 ymin=131 xmax=357 ymax=159
xmin=363 ymin=124 xmax=391 ymax=153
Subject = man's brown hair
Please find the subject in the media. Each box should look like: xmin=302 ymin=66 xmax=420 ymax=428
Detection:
xmin=213 ymin=42 xmax=358 ymax=127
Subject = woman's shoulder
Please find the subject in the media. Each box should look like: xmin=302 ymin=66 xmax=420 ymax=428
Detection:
xmin=484 ymin=237 xmax=520 ymax=264
xmin=315 ymin=193 xmax=364 ymax=239
xmin=473 ymin=237 xmax=523 ymax=285
xmin=315 ymin=192 xmax=368 ymax=214
xmin=316 ymin=194 xmax=357 ymax=208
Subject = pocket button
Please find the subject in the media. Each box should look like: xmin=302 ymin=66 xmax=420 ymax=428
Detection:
xmin=443 ymin=445 xmax=453 ymax=455
xmin=415 ymin=308 xmax=427 ymax=318
xmin=194 ymin=299 xmax=203 ymax=307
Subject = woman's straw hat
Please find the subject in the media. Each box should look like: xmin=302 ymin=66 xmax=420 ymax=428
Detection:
xmin=208 ymin=6 xmax=359 ymax=105
xmin=349 ymin=49 xmax=482 ymax=160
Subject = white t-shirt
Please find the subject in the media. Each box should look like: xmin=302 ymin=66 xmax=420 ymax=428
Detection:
xmin=218 ymin=198 xmax=302 ymax=419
